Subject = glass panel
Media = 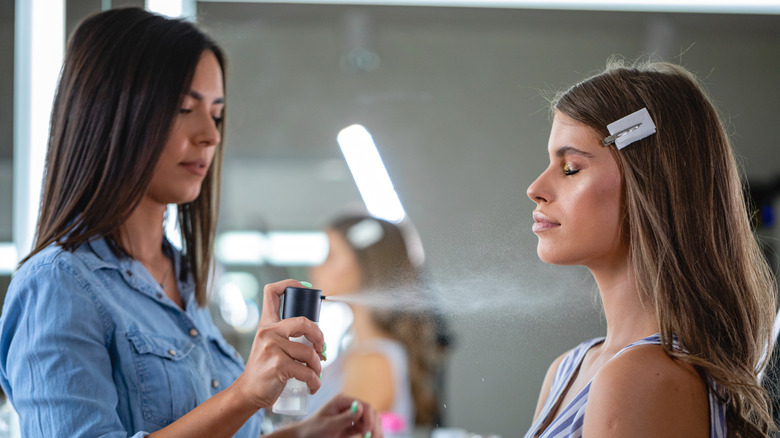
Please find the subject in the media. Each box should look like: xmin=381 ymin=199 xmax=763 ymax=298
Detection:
xmin=197 ymin=3 xmax=780 ymax=436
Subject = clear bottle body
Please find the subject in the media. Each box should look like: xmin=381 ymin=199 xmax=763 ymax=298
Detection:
xmin=272 ymin=335 xmax=312 ymax=416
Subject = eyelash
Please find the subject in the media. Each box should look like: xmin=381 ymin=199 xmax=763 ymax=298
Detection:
xmin=179 ymin=108 xmax=223 ymax=128
xmin=562 ymin=163 xmax=580 ymax=176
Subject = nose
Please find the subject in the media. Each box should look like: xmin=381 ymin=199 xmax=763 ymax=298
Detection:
xmin=527 ymin=167 xmax=551 ymax=204
xmin=196 ymin=112 xmax=221 ymax=147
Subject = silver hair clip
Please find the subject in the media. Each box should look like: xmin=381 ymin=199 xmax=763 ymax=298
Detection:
xmin=602 ymin=107 xmax=656 ymax=150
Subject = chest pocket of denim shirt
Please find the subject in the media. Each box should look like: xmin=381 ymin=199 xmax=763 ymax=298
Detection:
xmin=207 ymin=335 xmax=246 ymax=387
xmin=127 ymin=330 xmax=200 ymax=427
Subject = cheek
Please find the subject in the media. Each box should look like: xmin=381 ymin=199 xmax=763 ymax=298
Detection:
xmin=206 ymin=144 xmax=217 ymax=162
xmin=311 ymin=256 xmax=361 ymax=294
xmin=563 ymin=174 xmax=623 ymax=246
xmin=582 ymin=175 xmax=625 ymax=251
xmin=595 ymin=174 xmax=623 ymax=225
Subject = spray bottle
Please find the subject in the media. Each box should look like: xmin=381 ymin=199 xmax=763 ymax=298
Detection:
xmin=272 ymin=285 xmax=323 ymax=416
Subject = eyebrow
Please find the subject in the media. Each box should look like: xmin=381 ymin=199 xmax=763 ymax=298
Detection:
xmin=187 ymin=90 xmax=225 ymax=105
xmin=555 ymin=145 xmax=596 ymax=159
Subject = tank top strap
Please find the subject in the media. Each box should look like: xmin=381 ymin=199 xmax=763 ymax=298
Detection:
xmin=612 ymin=333 xmax=682 ymax=359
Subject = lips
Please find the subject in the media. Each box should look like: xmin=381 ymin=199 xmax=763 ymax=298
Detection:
xmin=532 ymin=211 xmax=560 ymax=233
xmin=180 ymin=159 xmax=209 ymax=176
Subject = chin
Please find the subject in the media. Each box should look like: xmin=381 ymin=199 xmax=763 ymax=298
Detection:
xmin=177 ymin=187 xmax=204 ymax=204
xmin=536 ymin=245 xmax=577 ymax=266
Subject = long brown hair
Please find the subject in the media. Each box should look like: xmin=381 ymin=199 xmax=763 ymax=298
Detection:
xmin=553 ymin=59 xmax=776 ymax=437
xmin=22 ymin=8 xmax=226 ymax=306
xmin=330 ymin=215 xmax=450 ymax=426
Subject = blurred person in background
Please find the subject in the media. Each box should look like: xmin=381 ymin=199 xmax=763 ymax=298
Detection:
xmin=307 ymin=214 xmax=451 ymax=435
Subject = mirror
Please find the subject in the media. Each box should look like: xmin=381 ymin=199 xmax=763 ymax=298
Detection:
xmin=196 ymin=3 xmax=780 ymax=436
xmin=3 ymin=2 xmax=780 ymax=436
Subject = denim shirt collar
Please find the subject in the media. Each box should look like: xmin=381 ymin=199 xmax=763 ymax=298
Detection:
xmin=76 ymin=236 xmax=196 ymax=310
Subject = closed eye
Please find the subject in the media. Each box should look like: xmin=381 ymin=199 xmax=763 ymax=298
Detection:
xmin=563 ymin=163 xmax=580 ymax=176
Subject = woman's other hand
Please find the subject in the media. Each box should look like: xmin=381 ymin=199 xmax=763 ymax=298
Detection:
xmin=294 ymin=395 xmax=383 ymax=438
xmin=231 ymin=279 xmax=326 ymax=410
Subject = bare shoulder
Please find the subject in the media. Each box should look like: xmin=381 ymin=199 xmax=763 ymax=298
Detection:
xmin=583 ymin=344 xmax=709 ymax=438
xmin=343 ymin=350 xmax=394 ymax=377
xmin=342 ymin=350 xmax=395 ymax=411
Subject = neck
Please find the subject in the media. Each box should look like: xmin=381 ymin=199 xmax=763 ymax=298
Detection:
xmin=119 ymin=197 xmax=167 ymax=264
xmin=590 ymin=258 xmax=659 ymax=353
xmin=350 ymin=305 xmax=385 ymax=342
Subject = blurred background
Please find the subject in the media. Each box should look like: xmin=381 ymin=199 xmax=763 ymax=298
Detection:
xmin=2 ymin=1 xmax=780 ymax=437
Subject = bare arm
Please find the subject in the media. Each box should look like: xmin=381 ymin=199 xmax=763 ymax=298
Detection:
xmin=341 ymin=351 xmax=396 ymax=413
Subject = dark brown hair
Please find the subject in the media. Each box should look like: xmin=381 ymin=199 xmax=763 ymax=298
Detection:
xmin=330 ymin=215 xmax=449 ymax=426
xmin=553 ymin=59 xmax=776 ymax=437
xmin=22 ymin=8 xmax=226 ymax=306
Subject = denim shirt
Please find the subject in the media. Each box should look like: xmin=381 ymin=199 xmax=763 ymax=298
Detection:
xmin=0 ymin=237 xmax=263 ymax=437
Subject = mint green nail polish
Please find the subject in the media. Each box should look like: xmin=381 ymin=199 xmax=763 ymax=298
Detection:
xmin=364 ymin=432 xmax=372 ymax=438
xmin=322 ymin=342 xmax=327 ymax=353
xmin=321 ymin=351 xmax=327 ymax=361
xmin=300 ymin=281 xmax=312 ymax=288
xmin=350 ymin=400 xmax=359 ymax=414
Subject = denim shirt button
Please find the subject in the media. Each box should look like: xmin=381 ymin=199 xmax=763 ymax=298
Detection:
xmin=211 ymin=379 xmax=218 ymax=388
xmin=125 ymin=270 xmax=132 ymax=276
xmin=168 ymin=349 xmax=176 ymax=357
xmin=157 ymin=292 xmax=164 ymax=299
xmin=189 ymin=328 xmax=198 ymax=337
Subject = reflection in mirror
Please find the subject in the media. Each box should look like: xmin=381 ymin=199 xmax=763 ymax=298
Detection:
xmin=1 ymin=2 xmax=779 ymax=437
xmin=198 ymin=3 xmax=780 ymax=436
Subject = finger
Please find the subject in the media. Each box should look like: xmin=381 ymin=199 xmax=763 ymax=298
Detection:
xmin=279 ymin=317 xmax=325 ymax=355
xmin=260 ymin=279 xmax=301 ymax=323
xmin=314 ymin=393 xmax=354 ymax=416
xmin=279 ymin=338 xmax=323 ymax=377
xmin=285 ymin=361 xmax=322 ymax=394
xmin=325 ymin=398 xmax=372 ymax=435
xmin=354 ymin=400 xmax=379 ymax=436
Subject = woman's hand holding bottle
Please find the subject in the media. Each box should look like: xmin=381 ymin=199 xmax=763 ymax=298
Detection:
xmin=231 ymin=279 xmax=326 ymax=410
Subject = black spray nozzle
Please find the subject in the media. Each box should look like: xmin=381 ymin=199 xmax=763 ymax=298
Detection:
xmin=281 ymin=286 xmax=323 ymax=322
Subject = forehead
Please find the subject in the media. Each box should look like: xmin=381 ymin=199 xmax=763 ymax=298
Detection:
xmin=548 ymin=111 xmax=605 ymax=155
xmin=190 ymin=50 xmax=224 ymax=94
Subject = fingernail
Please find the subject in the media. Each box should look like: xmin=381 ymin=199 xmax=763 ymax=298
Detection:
xmin=364 ymin=433 xmax=372 ymax=438
xmin=350 ymin=400 xmax=359 ymax=414
xmin=319 ymin=372 xmax=322 ymax=379
xmin=300 ymin=281 xmax=312 ymax=288
xmin=321 ymin=351 xmax=327 ymax=361
xmin=322 ymin=342 xmax=327 ymax=353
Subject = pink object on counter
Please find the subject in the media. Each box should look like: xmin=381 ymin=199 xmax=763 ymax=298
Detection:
xmin=380 ymin=412 xmax=407 ymax=433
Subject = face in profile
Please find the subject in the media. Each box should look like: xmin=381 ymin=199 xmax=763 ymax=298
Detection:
xmin=526 ymin=111 xmax=626 ymax=270
xmin=309 ymin=229 xmax=363 ymax=296
xmin=144 ymin=49 xmax=225 ymax=206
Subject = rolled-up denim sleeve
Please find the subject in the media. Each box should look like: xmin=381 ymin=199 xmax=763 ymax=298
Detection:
xmin=0 ymin=260 xmax=148 ymax=438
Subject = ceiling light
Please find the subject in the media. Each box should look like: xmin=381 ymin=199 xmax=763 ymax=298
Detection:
xmin=337 ymin=124 xmax=407 ymax=223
